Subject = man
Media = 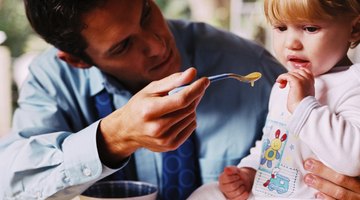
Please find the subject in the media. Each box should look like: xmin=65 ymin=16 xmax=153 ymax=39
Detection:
xmin=0 ymin=0 xmax=359 ymax=199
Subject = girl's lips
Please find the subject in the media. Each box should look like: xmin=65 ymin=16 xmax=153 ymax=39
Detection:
xmin=287 ymin=56 xmax=310 ymax=69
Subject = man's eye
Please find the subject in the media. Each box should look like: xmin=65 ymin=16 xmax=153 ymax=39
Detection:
xmin=141 ymin=0 xmax=152 ymax=26
xmin=304 ymin=26 xmax=319 ymax=33
xmin=112 ymin=39 xmax=131 ymax=55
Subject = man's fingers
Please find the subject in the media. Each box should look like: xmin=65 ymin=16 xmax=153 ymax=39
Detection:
xmin=163 ymin=115 xmax=197 ymax=150
xmin=154 ymin=93 xmax=204 ymax=138
xmin=314 ymin=192 xmax=336 ymax=200
xmin=304 ymin=159 xmax=360 ymax=192
xmin=144 ymin=119 xmax=197 ymax=152
xmin=147 ymin=67 xmax=207 ymax=97
xmin=304 ymin=159 xmax=360 ymax=199
xmin=147 ymin=67 xmax=197 ymax=93
xmin=304 ymin=174 xmax=356 ymax=200
xmin=153 ymin=77 xmax=209 ymax=116
xmin=133 ymin=76 xmax=208 ymax=123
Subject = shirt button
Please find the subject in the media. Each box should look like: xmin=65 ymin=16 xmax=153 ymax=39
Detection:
xmin=36 ymin=191 xmax=42 ymax=199
xmin=63 ymin=176 xmax=71 ymax=183
xmin=82 ymin=167 xmax=92 ymax=176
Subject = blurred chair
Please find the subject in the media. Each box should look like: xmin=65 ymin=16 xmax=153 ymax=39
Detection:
xmin=0 ymin=45 xmax=12 ymax=137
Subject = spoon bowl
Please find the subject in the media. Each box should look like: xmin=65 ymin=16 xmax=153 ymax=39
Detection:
xmin=169 ymin=72 xmax=262 ymax=95
xmin=209 ymin=72 xmax=262 ymax=85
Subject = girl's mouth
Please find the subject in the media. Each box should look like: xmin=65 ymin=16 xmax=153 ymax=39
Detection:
xmin=287 ymin=56 xmax=310 ymax=69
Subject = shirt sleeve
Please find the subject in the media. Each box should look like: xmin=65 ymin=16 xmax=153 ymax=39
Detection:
xmin=0 ymin=121 xmax=123 ymax=199
xmin=288 ymin=94 xmax=360 ymax=176
xmin=237 ymin=140 xmax=262 ymax=170
xmin=0 ymin=49 xmax=125 ymax=199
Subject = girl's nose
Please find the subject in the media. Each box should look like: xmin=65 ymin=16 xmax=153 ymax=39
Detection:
xmin=285 ymin=34 xmax=303 ymax=50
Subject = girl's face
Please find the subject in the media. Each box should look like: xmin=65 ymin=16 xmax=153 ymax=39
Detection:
xmin=271 ymin=16 xmax=357 ymax=76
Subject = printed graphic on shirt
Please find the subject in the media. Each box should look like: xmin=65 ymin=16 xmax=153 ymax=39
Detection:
xmin=254 ymin=164 xmax=298 ymax=196
xmin=253 ymin=119 xmax=299 ymax=197
xmin=260 ymin=129 xmax=287 ymax=168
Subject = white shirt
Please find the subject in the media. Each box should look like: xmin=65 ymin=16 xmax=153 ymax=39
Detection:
xmin=239 ymin=64 xmax=360 ymax=198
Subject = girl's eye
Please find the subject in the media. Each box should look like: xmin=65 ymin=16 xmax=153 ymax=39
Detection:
xmin=274 ymin=26 xmax=287 ymax=32
xmin=304 ymin=26 xmax=319 ymax=33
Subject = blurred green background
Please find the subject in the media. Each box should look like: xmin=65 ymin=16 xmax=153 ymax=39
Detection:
xmin=0 ymin=0 xmax=310 ymax=137
xmin=4 ymin=0 xmax=358 ymax=135
xmin=0 ymin=0 xmax=193 ymax=57
xmin=0 ymin=0 xmax=263 ymax=58
xmin=0 ymin=0 xmax=268 ymax=136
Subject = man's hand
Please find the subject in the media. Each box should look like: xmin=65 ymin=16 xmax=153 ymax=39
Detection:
xmin=97 ymin=68 xmax=210 ymax=166
xmin=304 ymin=159 xmax=360 ymax=199
xmin=218 ymin=166 xmax=256 ymax=200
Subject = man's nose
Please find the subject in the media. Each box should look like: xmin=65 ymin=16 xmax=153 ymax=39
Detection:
xmin=139 ymin=31 xmax=166 ymax=57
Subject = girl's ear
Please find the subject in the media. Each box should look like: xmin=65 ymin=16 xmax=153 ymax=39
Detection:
xmin=57 ymin=51 xmax=92 ymax=69
xmin=350 ymin=16 xmax=360 ymax=42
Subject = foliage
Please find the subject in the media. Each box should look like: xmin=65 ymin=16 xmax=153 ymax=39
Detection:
xmin=155 ymin=0 xmax=190 ymax=19
xmin=0 ymin=0 xmax=34 ymax=57
xmin=0 ymin=0 xmax=190 ymax=57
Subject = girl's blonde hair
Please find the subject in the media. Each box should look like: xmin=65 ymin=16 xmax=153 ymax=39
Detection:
xmin=264 ymin=0 xmax=360 ymax=48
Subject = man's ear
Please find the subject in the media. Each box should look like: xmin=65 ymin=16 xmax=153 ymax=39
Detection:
xmin=350 ymin=16 xmax=360 ymax=42
xmin=57 ymin=51 xmax=92 ymax=69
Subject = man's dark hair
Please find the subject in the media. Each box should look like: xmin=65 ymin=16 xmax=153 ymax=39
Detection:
xmin=24 ymin=0 xmax=105 ymax=63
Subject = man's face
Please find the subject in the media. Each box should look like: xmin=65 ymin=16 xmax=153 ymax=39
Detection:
xmin=81 ymin=0 xmax=181 ymax=92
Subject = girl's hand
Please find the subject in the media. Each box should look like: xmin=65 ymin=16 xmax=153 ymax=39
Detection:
xmin=276 ymin=68 xmax=315 ymax=113
xmin=218 ymin=166 xmax=256 ymax=200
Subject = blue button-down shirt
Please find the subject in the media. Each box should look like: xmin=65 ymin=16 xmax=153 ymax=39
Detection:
xmin=0 ymin=20 xmax=285 ymax=199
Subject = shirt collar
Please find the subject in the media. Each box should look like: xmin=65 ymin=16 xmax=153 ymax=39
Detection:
xmin=88 ymin=67 xmax=105 ymax=97
xmin=88 ymin=67 xmax=131 ymax=98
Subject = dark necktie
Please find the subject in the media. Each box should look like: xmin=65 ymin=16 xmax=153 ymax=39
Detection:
xmin=94 ymin=89 xmax=127 ymax=181
xmin=161 ymin=133 xmax=201 ymax=200
xmin=94 ymin=89 xmax=200 ymax=199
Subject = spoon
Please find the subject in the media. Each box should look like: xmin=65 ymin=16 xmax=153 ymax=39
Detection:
xmin=168 ymin=72 xmax=262 ymax=95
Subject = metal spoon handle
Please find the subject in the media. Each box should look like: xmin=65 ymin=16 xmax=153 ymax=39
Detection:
xmin=208 ymin=74 xmax=231 ymax=82
xmin=168 ymin=74 xmax=230 ymax=95
xmin=168 ymin=72 xmax=260 ymax=95
xmin=168 ymin=85 xmax=190 ymax=95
